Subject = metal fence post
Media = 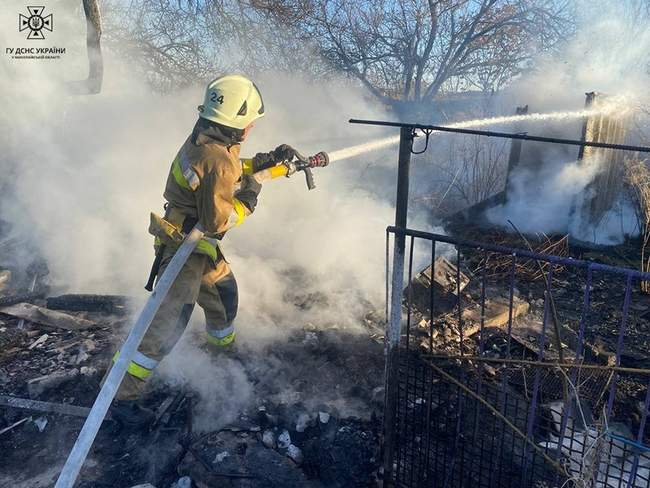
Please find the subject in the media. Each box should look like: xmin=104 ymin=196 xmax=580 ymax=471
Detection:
xmin=383 ymin=126 xmax=414 ymax=485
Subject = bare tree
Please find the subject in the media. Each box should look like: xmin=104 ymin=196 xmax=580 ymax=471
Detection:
xmin=101 ymin=0 xmax=329 ymax=90
xmin=101 ymin=0 xmax=574 ymax=102
xmin=255 ymin=0 xmax=574 ymax=112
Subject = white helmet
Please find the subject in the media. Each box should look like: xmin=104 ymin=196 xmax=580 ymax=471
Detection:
xmin=198 ymin=74 xmax=265 ymax=130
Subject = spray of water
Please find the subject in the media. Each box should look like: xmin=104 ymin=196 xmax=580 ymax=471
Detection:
xmin=328 ymin=135 xmax=401 ymax=162
xmin=328 ymin=103 xmax=627 ymax=163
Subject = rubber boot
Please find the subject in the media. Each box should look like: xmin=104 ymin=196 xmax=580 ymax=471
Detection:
xmin=110 ymin=400 xmax=156 ymax=430
xmin=205 ymin=340 xmax=237 ymax=357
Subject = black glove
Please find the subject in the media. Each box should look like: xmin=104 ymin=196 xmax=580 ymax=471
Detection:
xmin=235 ymin=174 xmax=262 ymax=213
xmin=270 ymin=144 xmax=297 ymax=163
xmin=251 ymin=144 xmax=297 ymax=172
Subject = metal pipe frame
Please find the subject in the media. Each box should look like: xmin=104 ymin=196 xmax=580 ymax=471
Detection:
xmin=349 ymin=118 xmax=650 ymax=154
xmin=383 ymin=126 xmax=414 ymax=486
xmin=388 ymin=226 xmax=650 ymax=280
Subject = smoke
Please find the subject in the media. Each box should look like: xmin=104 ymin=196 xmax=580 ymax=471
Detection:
xmin=0 ymin=3 xmax=397 ymax=304
xmin=486 ymin=154 xmax=620 ymax=238
xmin=482 ymin=1 xmax=650 ymax=243
xmin=155 ymin=339 xmax=255 ymax=432
xmin=6 ymin=0 xmax=647 ymax=433
xmin=0 ymin=0 xmax=420 ymax=429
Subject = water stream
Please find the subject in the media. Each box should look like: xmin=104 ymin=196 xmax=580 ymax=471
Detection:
xmin=328 ymin=105 xmax=624 ymax=163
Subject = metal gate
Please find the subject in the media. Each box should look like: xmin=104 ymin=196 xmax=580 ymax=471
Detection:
xmin=384 ymin=226 xmax=650 ymax=488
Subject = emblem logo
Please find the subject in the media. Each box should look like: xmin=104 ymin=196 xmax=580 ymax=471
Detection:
xmin=19 ymin=6 xmax=53 ymax=40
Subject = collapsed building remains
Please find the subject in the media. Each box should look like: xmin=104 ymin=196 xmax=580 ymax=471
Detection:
xmin=369 ymin=98 xmax=650 ymax=487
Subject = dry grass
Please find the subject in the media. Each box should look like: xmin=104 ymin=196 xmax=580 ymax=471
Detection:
xmin=471 ymin=233 xmax=569 ymax=281
xmin=625 ymin=159 xmax=650 ymax=292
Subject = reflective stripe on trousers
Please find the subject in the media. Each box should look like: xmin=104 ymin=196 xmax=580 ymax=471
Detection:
xmin=206 ymin=326 xmax=236 ymax=346
xmin=113 ymin=350 xmax=160 ymax=380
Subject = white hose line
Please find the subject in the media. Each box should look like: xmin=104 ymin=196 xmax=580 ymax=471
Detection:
xmin=55 ymin=225 xmax=205 ymax=488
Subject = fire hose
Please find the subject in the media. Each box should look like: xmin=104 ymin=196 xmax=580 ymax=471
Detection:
xmin=55 ymin=226 xmax=204 ymax=488
xmin=55 ymin=150 xmax=328 ymax=487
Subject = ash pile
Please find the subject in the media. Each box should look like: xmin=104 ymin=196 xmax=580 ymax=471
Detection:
xmin=0 ymin=233 xmax=386 ymax=487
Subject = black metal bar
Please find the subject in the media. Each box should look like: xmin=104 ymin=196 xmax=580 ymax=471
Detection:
xmin=405 ymin=236 xmax=417 ymax=484
xmin=506 ymin=105 xmax=528 ymax=176
xmin=385 ymin=230 xmax=390 ymax=326
xmin=387 ymin=226 xmax=650 ymax=280
xmin=419 ymin=355 xmax=650 ymax=375
xmin=457 ymin=245 xmax=463 ymax=355
xmin=423 ymin=240 xmax=436 ymax=481
xmin=405 ymin=237 xmax=415 ymax=351
xmin=395 ymin=127 xmax=413 ymax=228
xmin=496 ymin=254 xmax=516 ymax=488
xmin=429 ymin=241 xmax=436 ymax=352
xmin=383 ymin=126 xmax=414 ymax=487
xmin=422 ymin=364 xmax=434 ymax=484
xmin=578 ymin=92 xmax=597 ymax=160
xmin=554 ymin=265 xmax=594 ymax=485
xmin=472 ymin=251 xmax=489 ymax=453
xmin=606 ymin=275 xmax=634 ymax=417
xmin=521 ymin=265 xmax=554 ymax=481
xmin=626 ymin=378 xmax=650 ymax=487
xmin=349 ymin=118 xmax=650 ymax=153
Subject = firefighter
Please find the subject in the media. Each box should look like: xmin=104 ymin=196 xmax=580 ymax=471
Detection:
xmin=107 ymin=74 xmax=296 ymax=426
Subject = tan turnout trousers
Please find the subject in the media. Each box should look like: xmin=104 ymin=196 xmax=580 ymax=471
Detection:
xmin=114 ymin=247 xmax=238 ymax=400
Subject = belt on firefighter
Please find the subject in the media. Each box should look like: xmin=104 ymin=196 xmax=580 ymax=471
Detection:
xmin=145 ymin=207 xmax=222 ymax=291
xmin=144 ymin=207 xmax=197 ymax=291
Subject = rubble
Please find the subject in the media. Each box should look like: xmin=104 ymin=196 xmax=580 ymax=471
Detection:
xmin=1 ymin=304 xmax=383 ymax=487
xmin=179 ymin=431 xmax=315 ymax=487
xmin=27 ymin=369 xmax=79 ymax=398
xmin=171 ymin=476 xmax=192 ymax=488
xmin=80 ymin=365 xmax=97 ymax=377
xmin=0 ymin=233 xmax=384 ymax=487
xmin=262 ymin=429 xmax=276 ymax=449
xmin=46 ymin=294 xmax=129 ymax=315
xmin=0 ymin=270 xmax=10 ymax=292
xmin=75 ymin=350 xmax=90 ymax=364
xmin=33 ymin=416 xmax=48 ymax=432
xmin=461 ymin=296 xmax=530 ymax=332
xmin=286 ymin=444 xmax=304 ymax=465
xmin=27 ymin=333 xmax=49 ymax=350
xmin=213 ymin=451 xmax=230 ymax=463
xmin=0 ymin=417 xmax=29 ymax=435
xmin=0 ymin=395 xmax=102 ymax=418
xmin=0 ymin=303 xmax=94 ymax=331
xmin=406 ymin=256 xmax=470 ymax=314
xmin=296 ymin=412 xmax=312 ymax=432
xmin=0 ymin=291 xmax=44 ymax=307
xmin=277 ymin=429 xmax=292 ymax=449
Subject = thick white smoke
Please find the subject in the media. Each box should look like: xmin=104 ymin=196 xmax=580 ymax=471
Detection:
xmin=484 ymin=1 xmax=650 ymax=244
xmin=0 ymin=2 xmax=396 ymax=310
xmin=0 ymin=0 xmax=410 ymax=429
xmin=486 ymin=154 xmax=639 ymax=244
